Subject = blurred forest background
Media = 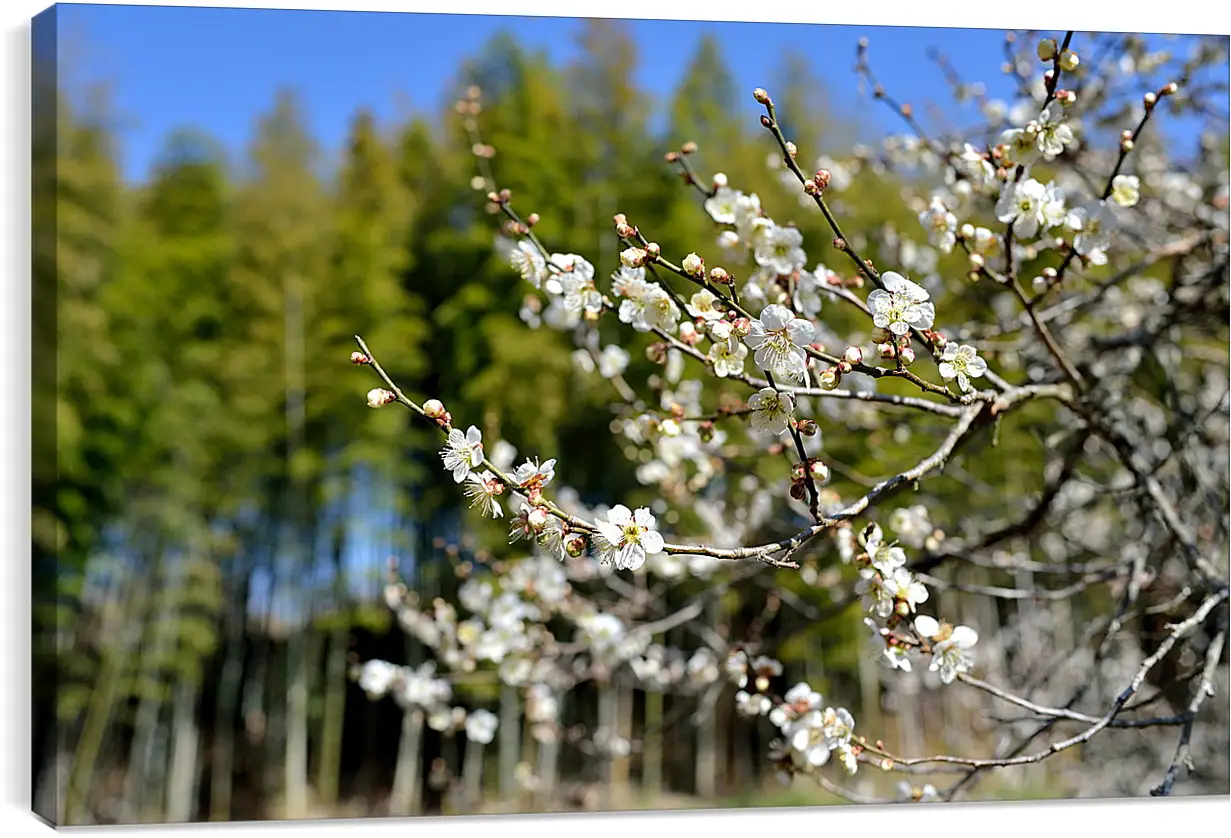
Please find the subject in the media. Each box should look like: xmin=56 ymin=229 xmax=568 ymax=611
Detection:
xmin=31 ymin=11 xmax=1230 ymax=826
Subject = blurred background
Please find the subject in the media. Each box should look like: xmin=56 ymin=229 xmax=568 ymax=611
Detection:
xmin=31 ymin=3 xmax=1230 ymax=826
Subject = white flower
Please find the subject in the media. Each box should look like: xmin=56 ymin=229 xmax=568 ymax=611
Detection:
xmin=513 ymin=458 xmax=556 ymax=492
xmin=889 ymin=505 xmax=932 ymax=550
xmin=938 ymin=343 xmax=988 ymax=393
xmin=918 ymin=197 xmax=957 ymax=254
xmin=464 ymin=709 xmax=499 ymax=744
xmin=357 ymin=660 xmax=399 ymax=698
xmin=686 ymin=289 xmax=725 ymax=321
xmin=914 ymin=615 xmax=942 ymax=639
xmin=725 ymin=650 xmax=750 ymax=687
xmin=1110 ymin=175 xmax=1140 ymax=208
xmin=781 ymin=710 xmax=831 ymax=769
xmin=956 ymin=144 xmax=996 ymax=189
xmin=997 ymin=125 xmax=1041 ymax=168
xmin=995 ymin=178 xmax=1050 ymax=239
xmin=704 ymin=186 xmax=741 ymax=224
xmin=463 ymin=471 xmax=504 ymax=518
xmin=866 ymin=272 xmax=935 ymax=336
xmin=735 ymin=690 xmax=773 ymax=717
xmin=594 ymin=505 xmax=665 ymax=571
xmin=885 ymin=566 xmax=929 ymax=613
xmin=770 ymin=682 xmax=823 ymax=727
xmin=863 ymin=524 xmax=907 ymax=576
xmin=1067 ymin=200 xmax=1117 ymax=257
xmin=597 ymin=345 xmax=630 ymax=379
xmin=745 ymin=304 xmax=814 ymax=381
xmin=458 ymin=578 xmax=494 ymax=614
xmin=747 ymin=387 xmax=795 ymax=436
xmin=1035 ymin=106 xmax=1074 ymax=159
xmin=930 ymin=625 xmax=979 ymax=684
xmin=620 ymin=283 xmax=679 ymax=333
xmin=754 ymin=224 xmax=807 ymax=275
xmin=709 ymin=339 xmax=748 ymax=378
xmin=682 ymin=252 xmax=705 ymax=275
xmin=820 ymin=706 xmax=855 ymax=749
xmin=611 ymin=266 xmax=648 ymax=298
xmin=441 ymin=425 xmax=484 ymax=483
xmin=560 ymin=269 xmax=603 ymax=315
xmin=865 ymin=618 xmax=912 ymax=672
xmin=793 ymin=268 xmax=825 ymax=317
xmin=510 ymin=240 xmax=547 ymax=288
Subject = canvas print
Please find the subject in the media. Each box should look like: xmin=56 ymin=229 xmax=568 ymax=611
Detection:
xmin=31 ymin=2 xmax=1231 ymax=826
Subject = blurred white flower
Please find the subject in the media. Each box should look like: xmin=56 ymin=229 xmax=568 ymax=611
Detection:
xmin=464 ymin=709 xmax=499 ymax=744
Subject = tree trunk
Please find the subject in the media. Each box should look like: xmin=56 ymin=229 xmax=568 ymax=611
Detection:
xmin=640 ymin=688 xmax=663 ymax=798
xmin=498 ymin=683 xmax=520 ymax=801
xmin=388 ymin=707 xmax=424 ymax=816
xmin=165 ymin=676 xmax=202 ymax=822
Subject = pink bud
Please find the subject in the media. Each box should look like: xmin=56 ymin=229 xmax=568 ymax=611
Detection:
xmin=367 ymin=388 xmax=395 ymax=408
xmin=423 ymin=399 xmax=446 ymax=418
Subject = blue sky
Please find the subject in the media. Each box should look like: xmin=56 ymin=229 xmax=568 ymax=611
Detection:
xmin=45 ymin=3 xmax=1106 ymax=183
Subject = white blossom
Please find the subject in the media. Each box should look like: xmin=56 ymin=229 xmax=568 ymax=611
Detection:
xmin=709 ymin=338 xmax=749 ymax=378
xmin=1110 ymin=174 xmax=1140 ymax=208
xmin=440 ymin=426 xmax=484 ymax=483
xmin=938 ymin=343 xmax=989 ymax=393
xmin=597 ymin=345 xmax=630 ymax=379
xmin=463 ymin=471 xmax=504 ymax=518
xmin=918 ymin=197 xmax=957 ymax=254
xmin=867 ymin=272 xmax=935 ymax=336
xmin=464 ymin=709 xmax=499 ymax=744
xmin=510 ymin=240 xmax=547 ymax=288
xmin=1068 ymin=199 xmax=1117 ymax=257
xmin=594 ymin=505 xmax=665 ymax=571
xmin=704 ymin=186 xmax=741 ymax=224
xmin=747 ymin=387 xmax=795 ymax=436
xmin=745 ymin=304 xmax=814 ymax=381
xmin=754 ymin=224 xmax=807 ymax=275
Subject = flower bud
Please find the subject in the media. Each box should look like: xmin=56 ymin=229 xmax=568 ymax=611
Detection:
xmin=1037 ymin=38 xmax=1058 ymax=61
xmin=819 ymin=366 xmax=842 ymax=390
xmin=565 ymin=534 xmax=587 ymax=558
xmin=367 ymin=388 xmax=395 ymax=408
xmin=895 ymin=601 xmax=911 ymax=617
xmin=732 ymin=317 xmax=752 ymax=339
xmin=423 ymin=398 xmax=446 ymax=418
xmin=697 ymin=421 xmax=715 ymax=443
xmin=968 ymin=252 xmax=985 ymax=271
xmin=527 ymin=506 xmax=550 ymax=529
xmin=678 ymin=321 xmax=698 ymax=345
xmin=1143 ymin=91 xmax=1157 ymax=110
xmin=1057 ymin=89 xmax=1076 ymax=106
xmin=843 ymin=346 xmax=864 ymax=365
xmin=616 ymin=223 xmax=636 ymax=239
xmin=809 ymin=460 xmax=830 ymax=482
xmin=621 ymin=247 xmax=647 ymax=268
xmin=351 ymin=351 xmax=370 ymax=365
xmin=837 ymin=361 xmax=852 ymax=375
xmin=803 ymin=180 xmax=819 ymax=195
xmin=646 ymin=242 xmax=661 ymax=259
xmin=798 ymin=419 xmax=818 ymax=437
xmin=898 ymin=346 xmax=916 ymax=366
xmin=1032 ymin=275 xmax=1048 ymax=292
xmin=681 ymin=141 xmax=698 ymax=155
xmin=789 ymin=481 xmax=807 ymax=501
xmin=526 ymin=212 xmax=540 ymax=227
xmin=1160 ymin=82 xmax=1179 ymax=96
xmin=1042 ymin=266 xmax=1058 ymax=280
xmin=712 ymin=172 xmax=728 ymax=188
xmin=760 ymin=115 xmax=773 ymax=129
xmin=1058 ymin=50 xmax=1079 ymax=72
xmin=753 ymin=88 xmax=771 ymax=105
xmin=877 ymin=342 xmax=896 ymax=360
xmin=646 ymin=342 xmax=667 ymax=364
xmin=785 ymin=141 xmax=797 ymax=159
xmin=870 ymin=327 xmax=890 ymax=344
xmin=682 ymin=252 xmax=705 ymax=276
xmin=709 ymin=266 xmax=731 ymax=285
xmin=659 ymin=418 xmax=682 ymax=437
xmin=664 ymin=151 xmax=679 ymax=163
xmin=814 ymin=169 xmax=831 ymax=191
xmin=959 ymin=223 xmax=975 ymax=240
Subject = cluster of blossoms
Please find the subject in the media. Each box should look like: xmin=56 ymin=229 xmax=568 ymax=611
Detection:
xmin=725 ymin=652 xmax=861 ymax=781
xmin=845 ymin=519 xmax=979 ymax=685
